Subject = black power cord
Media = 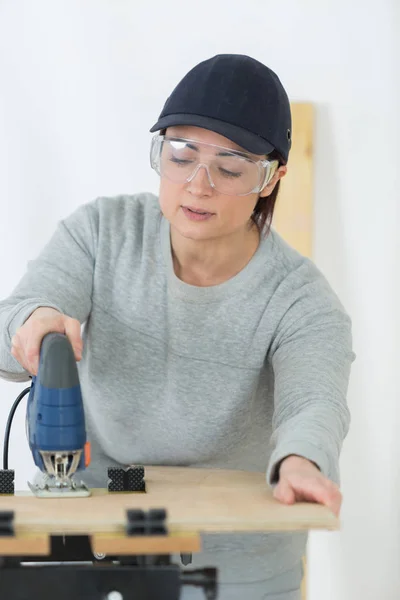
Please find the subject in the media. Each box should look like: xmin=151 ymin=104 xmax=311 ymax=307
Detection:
xmin=3 ymin=384 xmax=32 ymax=470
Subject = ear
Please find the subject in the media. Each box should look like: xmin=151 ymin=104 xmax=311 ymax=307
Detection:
xmin=259 ymin=164 xmax=288 ymax=198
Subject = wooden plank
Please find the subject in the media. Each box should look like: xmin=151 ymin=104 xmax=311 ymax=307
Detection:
xmin=273 ymin=102 xmax=314 ymax=258
xmin=0 ymin=466 xmax=338 ymax=553
xmin=92 ymin=531 xmax=201 ymax=555
xmin=0 ymin=533 xmax=49 ymax=555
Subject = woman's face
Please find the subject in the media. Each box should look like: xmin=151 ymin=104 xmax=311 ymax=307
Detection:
xmin=157 ymin=125 xmax=285 ymax=242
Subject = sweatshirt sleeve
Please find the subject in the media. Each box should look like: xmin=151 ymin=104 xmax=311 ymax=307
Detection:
xmin=0 ymin=201 xmax=98 ymax=383
xmin=266 ymin=275 xmax=355 ymax=487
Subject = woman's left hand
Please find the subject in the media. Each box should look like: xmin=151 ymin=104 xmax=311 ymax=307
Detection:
xmin=273 ymin=454 xmax=342 ymax=517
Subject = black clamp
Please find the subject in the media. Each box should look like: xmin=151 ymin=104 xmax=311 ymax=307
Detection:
xmin=108 ymin=466 xmax=146 ymax=493
xmin=0 ymin=470 xmax=15 ymax=495
xmin=180 ymin=552 xmax=193 ymax=565
xmin=126 ymin=508 xmax=167 ymax=536
xmin=0 ymin=511 xmax=15 ymax=537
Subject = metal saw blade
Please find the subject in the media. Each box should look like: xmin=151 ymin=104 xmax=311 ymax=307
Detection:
xmin=28 ymin=480 xmax=91 ymax=498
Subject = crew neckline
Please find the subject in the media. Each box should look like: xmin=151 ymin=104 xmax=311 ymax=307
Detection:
xmin=159 ymin=215 xmax=272 ymax=303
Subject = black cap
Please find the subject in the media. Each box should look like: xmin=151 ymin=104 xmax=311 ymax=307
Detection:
xmin=150 ymin=54 xmax=292 ymax=162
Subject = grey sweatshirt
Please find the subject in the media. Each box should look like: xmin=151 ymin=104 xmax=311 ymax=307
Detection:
xmin=0 ymin=193 xmax=355 ymax=598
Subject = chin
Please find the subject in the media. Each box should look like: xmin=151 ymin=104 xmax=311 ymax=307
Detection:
xmin=168 ymin=207 xmax=219 ymax=241
xmin=173 ymin=221 xmax=216 ymax=241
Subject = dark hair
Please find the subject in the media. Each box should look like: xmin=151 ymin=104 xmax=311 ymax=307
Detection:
xmin=250 ymin=149 xmax=285 ymax=238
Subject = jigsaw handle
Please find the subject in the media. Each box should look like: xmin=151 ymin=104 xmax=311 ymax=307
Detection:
xmin=38 ymin=332 xmax=80 ymax=388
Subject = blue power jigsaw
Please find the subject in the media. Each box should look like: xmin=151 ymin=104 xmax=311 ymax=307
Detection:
xmin=26 ymin=332 xmax=91 ymax=498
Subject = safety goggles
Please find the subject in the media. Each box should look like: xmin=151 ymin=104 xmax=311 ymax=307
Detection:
xmin=150 ymin=134 xmax=278 ymax=196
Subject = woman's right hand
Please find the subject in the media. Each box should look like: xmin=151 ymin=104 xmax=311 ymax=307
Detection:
xmin=10 ymin=306 xmax=83 ymax=376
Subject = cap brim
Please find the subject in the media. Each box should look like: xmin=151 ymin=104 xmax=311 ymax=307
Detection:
xmin=149 ymin=114 xmax=274 ymax=156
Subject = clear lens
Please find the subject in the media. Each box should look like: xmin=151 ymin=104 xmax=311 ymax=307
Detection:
xmin=151 ymin=135 xmax=269 ymax=196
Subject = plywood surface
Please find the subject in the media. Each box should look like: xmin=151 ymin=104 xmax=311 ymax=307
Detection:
xmin=92 ymin=532 xmax=201 ymax=555
xmin=0 ymin=533 xmax=50 ymax=556
xmin=0 ymin=466 xmax=338 ymax=540
xmin=274 ymin=103 xmax=314 ymax=258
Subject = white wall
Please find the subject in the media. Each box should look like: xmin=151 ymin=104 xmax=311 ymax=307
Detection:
xmin=0 ymin=1 xmax=398 ymax=598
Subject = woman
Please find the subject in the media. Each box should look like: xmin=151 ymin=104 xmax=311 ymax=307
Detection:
xmin=0 ymin=54 xmax=355 ymax=599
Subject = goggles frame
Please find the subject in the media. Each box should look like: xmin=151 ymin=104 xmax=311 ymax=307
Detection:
xmin=150 ymin=134 xmax=278 ymax=196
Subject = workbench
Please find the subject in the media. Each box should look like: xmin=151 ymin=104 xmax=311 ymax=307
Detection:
xmin=0 ymin=465 xmax=337 ymax=599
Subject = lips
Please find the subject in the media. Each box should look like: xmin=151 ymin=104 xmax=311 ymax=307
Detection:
xmin=182 ymin=205 xmax=214 ymax=215
xmin=181 ymin=206 xmax=215 ymax=222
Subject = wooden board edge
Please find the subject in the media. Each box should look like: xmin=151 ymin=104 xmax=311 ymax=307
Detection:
xmin=91 ymin=531 xmax=201 ymax=555
xmin=0 ymin=533 xmax=50 ymax=556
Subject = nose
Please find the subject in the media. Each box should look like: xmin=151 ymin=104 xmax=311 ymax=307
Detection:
xmin=186 ymin=164 xmax=214 ymax=196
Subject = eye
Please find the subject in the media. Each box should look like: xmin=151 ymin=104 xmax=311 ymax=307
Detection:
xmin=170 ymin=157 xmax=193 ymax=165
xmin=218 ymin=167 xmax=242 ymax=178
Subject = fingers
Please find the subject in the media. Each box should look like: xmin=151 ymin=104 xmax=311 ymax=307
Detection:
xmin=319 ymin=480 xmax=342 ymax=517
xmin=10 ymin=312 xmax=83 ymax=376
xmin=10 ymin=337 xmax=21 ymax=363
xmin=22 ymin=317 xmax=65 ymax=375
xmin=273 ymin=474 xmax=342 ymax=517
xmin=299 ymin=478 xmax=341 ymax=517
xmin=11 ymin=328 xmax=43 ymax=376
xmin=273 ymin=478 xmax=296 ymax=505
xmin=291 ymin=476 xmax=341 ymax=517
xmin=63 ymin=317 xmax=83 ymax=361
